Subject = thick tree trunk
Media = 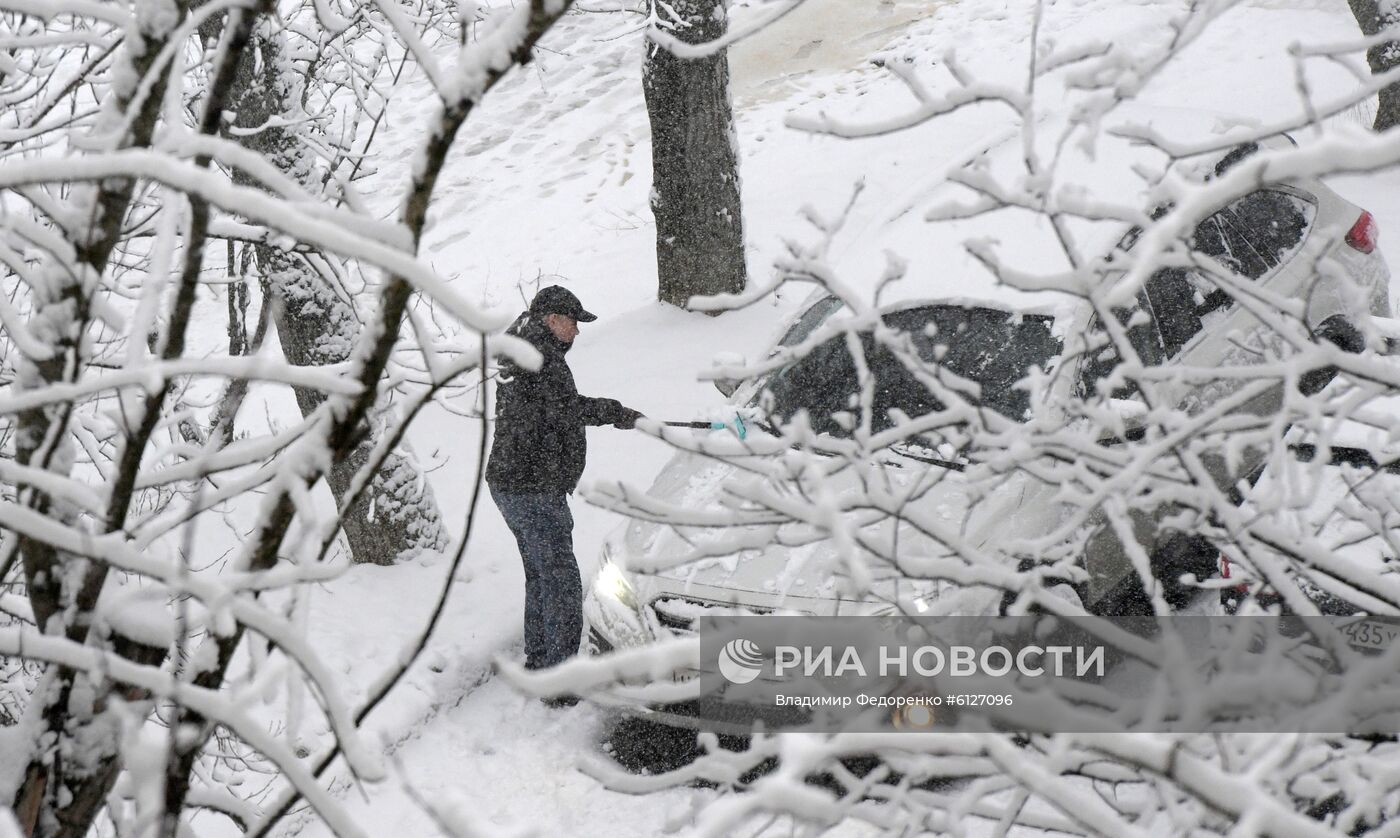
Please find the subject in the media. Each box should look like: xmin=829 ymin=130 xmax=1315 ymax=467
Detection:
xmin=1348 ymin=0 xmax=1400 ymax=131
xmin=643 ymin=0 xmax=747 ymax=309
xmin=227 ymin=27 xmax=448 ymax=564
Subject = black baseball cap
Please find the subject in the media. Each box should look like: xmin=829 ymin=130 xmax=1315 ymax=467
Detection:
xmin=529 ymin=285 xmax=597 ymax=322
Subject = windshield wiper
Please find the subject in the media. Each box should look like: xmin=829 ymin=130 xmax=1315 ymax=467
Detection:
xmin=889 ymin=447 xmax=966 ymax=471
xmin=745 ymin=410 xmax=781 ymax=436
xmin=889 ymin=434 xmax=968 ymax=471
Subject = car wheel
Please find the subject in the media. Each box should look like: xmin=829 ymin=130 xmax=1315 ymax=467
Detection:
xmin=1089 ymin=532 xmax=1219 ymax=616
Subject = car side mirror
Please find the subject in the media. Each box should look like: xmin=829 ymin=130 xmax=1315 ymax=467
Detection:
xmin=1098 ymin=398 xmax=1148 ymax=445
xmin=1109 ymin=398 xmax=1147 ymax=430
xmin=711 ymin=352 xmax=746 ymax=398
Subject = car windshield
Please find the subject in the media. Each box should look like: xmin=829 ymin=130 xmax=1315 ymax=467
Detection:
xmin=754 ymin=305 xmax=1061 ymax=437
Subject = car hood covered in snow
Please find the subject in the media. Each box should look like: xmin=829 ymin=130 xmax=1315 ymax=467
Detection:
xmin=602 ymin=441 xmax=1065 ymax=618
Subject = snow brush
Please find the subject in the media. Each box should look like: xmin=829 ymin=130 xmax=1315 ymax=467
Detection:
xmin=662 ymin=414 xmax=747 ymax=440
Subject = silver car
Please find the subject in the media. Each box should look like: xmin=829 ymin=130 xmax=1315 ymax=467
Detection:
xmin=1076 ymin=140 xmax=1391 ymax=614
xmin=586 ymin=295 xmax=1074 ymax=660
xmin=585 ymin=140 xmax=1392 ymax=679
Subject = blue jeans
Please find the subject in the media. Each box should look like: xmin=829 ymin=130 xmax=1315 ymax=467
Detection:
xmin=489 ymin=487 xmax=583 ymax=670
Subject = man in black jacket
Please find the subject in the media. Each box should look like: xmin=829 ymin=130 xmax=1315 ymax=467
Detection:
xmin=487 ymin=286 xmax=642 ymax=678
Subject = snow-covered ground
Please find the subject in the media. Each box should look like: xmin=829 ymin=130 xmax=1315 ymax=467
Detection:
xmin=176 ymin=0 xmax=1400 ymax=834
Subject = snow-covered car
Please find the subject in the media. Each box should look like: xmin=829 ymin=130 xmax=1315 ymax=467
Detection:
xmin=584 ymin=142 xmax=1392 ymax=708
xmin=585 ymin=294 xmax=1076 ymax=659
xmin=1076 ymin=140 xmax=1392 ymax=615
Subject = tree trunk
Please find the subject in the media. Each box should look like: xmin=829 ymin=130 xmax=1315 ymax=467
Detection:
xmin=1348 ymin=0 xmax=1400 ymax=131
xmin=9 ymin=5 xmax=188 ymax=831
xmin=227 ymin=26 xmax=448 ymax=564
xmin=643 ymin=0 xmax=747 ymax=309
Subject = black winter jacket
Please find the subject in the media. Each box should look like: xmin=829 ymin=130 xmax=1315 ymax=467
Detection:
xmin=486 ymin=313 xmax=621 ymax=493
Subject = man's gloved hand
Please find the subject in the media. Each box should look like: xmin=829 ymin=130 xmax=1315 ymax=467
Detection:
xmin=594 ymin=398 xmax=643 ymax=429
xmin=612 ymin=406 xmax=643 ymax=430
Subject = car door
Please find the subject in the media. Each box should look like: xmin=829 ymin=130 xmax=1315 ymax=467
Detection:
xmin=1165 ymin=186 xmax=1318 ymax=416
xmin=1075 ymin=188 xmax=1318 ymax=613
xmin=1082 ymin=186 xmax=1318 ymax=417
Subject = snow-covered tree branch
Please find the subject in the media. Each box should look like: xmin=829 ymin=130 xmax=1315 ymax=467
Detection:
xmin=0 ymin=0 xmax=574 ymax=835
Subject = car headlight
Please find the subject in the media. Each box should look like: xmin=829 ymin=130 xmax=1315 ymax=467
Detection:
xmin=593 ymin=548 xmax=638 ymax=610
xmin=587 ymin=547 xmax=655 ymax=653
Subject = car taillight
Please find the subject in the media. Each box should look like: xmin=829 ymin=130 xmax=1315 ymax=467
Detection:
xmin=1219 ymin=553 xmax=1248 ymax=594
xmin=1346 ymin=210 xmax=1378 ymax=254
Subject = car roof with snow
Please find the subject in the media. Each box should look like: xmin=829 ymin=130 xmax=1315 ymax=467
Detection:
xmin=807 ymin=107 xmax=1314 ymax=326
xmin=776 ymin=288 xmax=1085 ymax=355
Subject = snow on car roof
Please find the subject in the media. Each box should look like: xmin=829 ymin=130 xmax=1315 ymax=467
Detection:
xmin=813 ymin=101 xmax=1306 ymax=316
xmin=782 ymin=289 xmax=1087 ymax=354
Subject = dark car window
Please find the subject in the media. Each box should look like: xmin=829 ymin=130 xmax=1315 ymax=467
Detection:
xmin=1191 ymin=189 xmax=1313 ymax=282
xmin=1080 ymin=271 xmax=1207 ymax=399
xmin=755 ymin=306 xmax=1061 ymax=437
xmin=1082 ymin=188 xmax=1316 ymax=398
